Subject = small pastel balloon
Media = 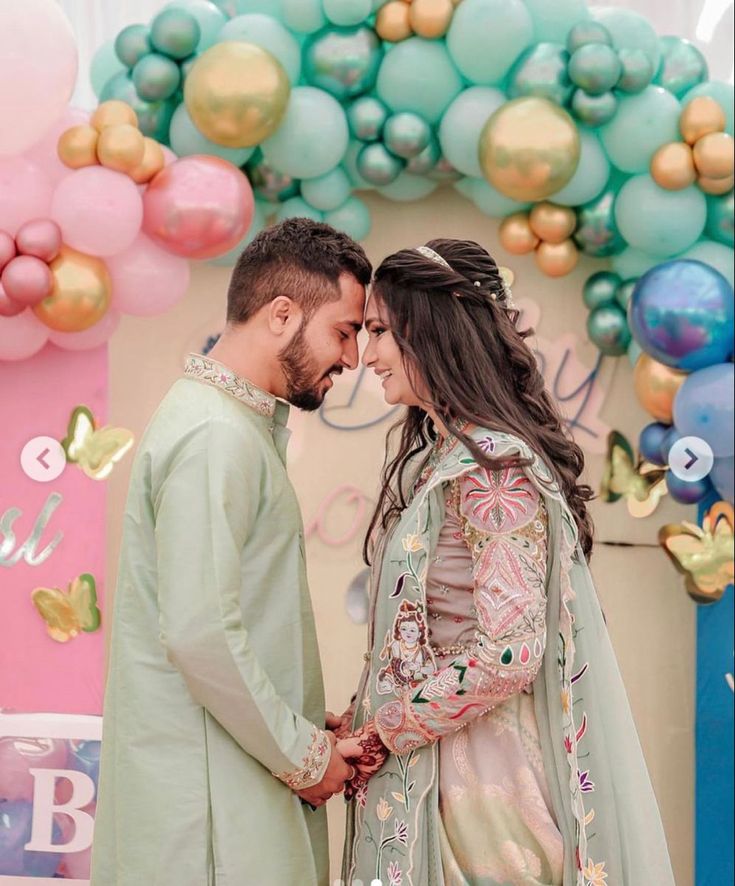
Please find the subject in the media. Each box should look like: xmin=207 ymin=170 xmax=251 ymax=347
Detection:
xmin=674 ymin=362 xmax=734 ymax=457
xmin=150 ymin=8 xmax=201 ymax=59
xmin=115 ymin=23 xmax=152 ymax=68
xmin=357 ymin=142 xmax=404 ymax=185
xmin=655 ymin=36 xmax=708 ymax=99
xmin=568 ymin=44 xmax=622 ymax=97
xmin=566 ymin=21 xmax=612 ymax=53
xmin=283 ymin=0 xmax=327 ymax=34
xmin=107 ymin=233 xmax=191 ymax=315
xmin=710 ymin=455 xmax=734 ymax=503
xmin=705 ymin=191 xmax=735 ymax=247
xmin=132 ymin=52 xmax=181 ymax=102
xmin=0 ymin=157 xmax=53 ymax=238
xmin=651 ymin=142 xmax=697 ymax=190
xmin=698 ymin=174 xmax=735 ymax=196
xmin=129 ymin=137 xmax=166 ymax=184
xmin=600 ymin=86 xmax=681 ymax=173
xmin=57 ymin=124 xmax=99 ymax=169
xmin=0 ymin=737 xmax=68 ymax=802
xmin=323 ymin=0 xmax=371 ymax=27
xmin=15 ymin=219 xmax=62 ymax=263
xmin=571 ymin=88 xmax=617 ymax=127
xmin=99 ymin=73 xmax=176 ymax=143
xmin=535 ymin=239 xmax=579 ymax=277
xmin=615 ymin=278 xmax=637 ymax=311
xmin=220 ymin=14 xmax=303 ymax=85
xmin=551 ymin=130 xmax=610 ymax=206
xmin=143 ymin=155 xmax=254 ymax=259
xmin=583 ymin=270 xmax=621 ymax=310
xmin=324 ymin=195 xmax=372 ymax=240
xmin=376 ymin=1 xmax=412 ymax=43
xmin=682 ymin=81 xmax=734 ymax=137
xmin=524 ymin=0 xmax=590 ymax=44
xmin=612 ymin=246 xmax=661 ymax=279
xmin=680 ymin=96 xmax=727 ymax=145
xmin=25 ymin=106 xmax=90 ymax=187
xmin=34 ymin=246 xmax=111 ymax=332
xmin=303 ymin=25 xmax=383 ymax=100
xmin=639 ymin=421 xmax=672 ymax=466
xmin=409 ymin=0 xmax=455 ymax=39
xmin=0 ymin=230 xmax=17 ymax=271
xmin=406 ymin=135 xmax=442 ymax=176
xmin=633 ymin=353 xmax=687 ymax=422
xmin=529 ymin=202 xmax=576 ymax=244
xmin=439 ymin=87 xmax=505 ymax=179
xmin=590 ymin=7 xmax=661 ymax=72
xmin=301 ymin=168 xmax=352 ymax=211
xmin=52 ymin=167 xmax=144 ymax=257
xmin=49 ymin=308 xmax=121 ymax=351
xmin=507 ymin=42 xmax=573 ymax=107
xmin=1 ymin=256 xmax=53 ymax=306
xmin=91 ymin=100 xmax=138 ymax=132
xmin=165 ymin=0 xmax=228 ymax=51
xmin=693 ymin=132 xmax=735 ymax=180
xmin=383 ymin=112 xmax=432 ymax=159
xmin=665 ymin=471 xmax=712 ymax=505
xmin=96 ymin=124 xmax=146 ymax=174
xmin=586 ymin=303 xmax=631 ymax=355
xmin=616 ymin=48 xmax=654 ymax=94
xmin=680 ymin=240 xmax=734 ymax=288
xmin=169 ymin=104 xmax=254 ymax=167
xmin=347 ymin=96 xmax=389 ymax=142
xmin=499 ymin=212 xmax=538 ymax=254
xmin=378 ymin=171 xmax=438 ymax=202
xmin=574 ymin=184 xmax=625 ymax=257
xmin=0 ymin=281 xmax=24 ymax=317
xmin=0 ymin=308 xmax=49 ymax=359
xmin=276 ymin=196 xmax=323 ymax=223
xmin=91 ymin=41 xmax=126 ymax=97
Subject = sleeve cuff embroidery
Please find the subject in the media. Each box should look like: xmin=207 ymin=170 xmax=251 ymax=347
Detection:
xmin=274 ymin=726 xmax=331 ymax=790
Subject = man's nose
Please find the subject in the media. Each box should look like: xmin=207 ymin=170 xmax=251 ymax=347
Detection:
xmin=342 ymin=337 xmax=359 ymax=370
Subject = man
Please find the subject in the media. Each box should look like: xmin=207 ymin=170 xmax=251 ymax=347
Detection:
xmin=91 ymin=218 xmax=372 ymax=886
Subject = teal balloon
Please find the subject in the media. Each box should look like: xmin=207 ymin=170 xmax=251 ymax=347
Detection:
xmin=591 ymin=7 xmax=661 ymax=72
xmin=230 ymin=0 xmax=285 ymax=17
xmin=446 ymin=0 xmax=533 ymax=86
xmin=150 ymin=8 xmax=201 ymax=59
xmin=680 ymin=240 xmax=735 ymax=288
xmin=219 ymin=15 xmax=302 ymax=84
xmin=583 ymin=270 xmax=621 ymax=309
xmin=170 ymin=103 xmax=255 ymax=165
xmin=91 ymin=41 xmax=126 ymax=98
xmin=301 ymin=167 xmax=352 ymax=211
xmin=571 ymin=89 xmax=617 ymax=127
xmin=100 ymin=72 xmax=176 ymax=142
xmin=587 ymin=303 xmax=631 ymax=355
xmin=439 ymin=87 xmax=504 ymax=178
xmin=705 ymin=192 xmax=735 ymax=248
xmin=324 ymin=196 xmax=371 ymax=240
xmin=261 ymin=87 xmax=349 ymax=179
xmin=524 ymin=0 xmax=590 ymax=43
xmin=165 ymin=0 xmax=227 ymax=51
xmin=628 ymin=339 xmax=643 ymax=366
xmin=211 ymin=200 xmax=268 ymax=265
xmin=508 ymin=43 xmax=572 ymax=107
xmin=574 ymin=185 xmax=625 ymax=256
xmin=655 ymin=36 xmax=708 ymax=98
xmin=303 ymin=26 xmax=383 ymax=100
xmin=616 ymin=48 xmax=654 ymax=94
xmin=615 ymin=175 xmax=706 ymax=257
xmin=615 ymin=278 xmax=637 ymax=310
xmin=405 ymin=135 xmax=441 ymax=176
xmin=467 ymin=177 xmax=530 ymax=217
xmin=115 ymin=24 xmax=152 ymax=68
xmin=132 ymin=53 xmax=181 ymax=101
xmin=323 ymin=0 xmax=371 ymax=27
xmin=357 ymin=142 xmax=404 ymax=185
xmin=347 ymin=96 xmax=389 ymax=142
xmin=276 ymin=196 xmax=324 ymax=223
xmin=569 ymin=44 xmax=622 ymax=96
xmin=599 ymin=87 xmax=681 ymax=173
xmin=612 ymin=247 xmax=661 ymax=279
xmin=343 ymin=140 xmax=376 ymax=189
xmin=566 ymin=21 xmax=612 ymax=53
xmin=682 ymin=81 xmax=735 ymax=136
xmin=246 ymin=152 xmax=300 ymax=201
xmin=551 ymin=130 xmax=610 ymax=206
xmin=283 ymin=0 xmax=327 ymax=34
xmin=377 ymin=38 xmax=463 ymax=124
xmin=383 ymin=112 xmax=431 ymax=159
xmin=378 ymin=172 xmax=437 ymax=202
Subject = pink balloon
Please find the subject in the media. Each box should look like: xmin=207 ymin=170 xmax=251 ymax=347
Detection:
xmin=0 ymin=737 xmax=68 ymax=801
xmin=107 ymin=234 xmax=191 ymax=316
xmin=15 ymin=218 xmax=62 ymax=262
xmin=0 ymin=308 xmax=49 ymax=360
xmin=0 ymin=156 xmax=53 ymax=236
xmin=162 ymin=146 xmax=178 ymax=166
xmin=0 ymin=0 xmax=78 ymax=156
xmin=143 ymin=155 xmax=254 ymax=259
xmin=0 ymin=280 xmax=24 ymax=317
xmin=0 ymin=230 xmax=16 ymax=271
xmin=1 ymin=255 xmax=53 ymax=306
xmin=27 ymin=106 xmax=90 ymax=186
xmin=49 ymin=308 xmax=120 ymax=351
xmin=51 ymin=166 xmax=143 ymax=257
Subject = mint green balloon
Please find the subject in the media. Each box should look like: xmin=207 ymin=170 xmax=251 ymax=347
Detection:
xmin=655 ymin=36 xmax=708 ymax=98
xmin=616 ymin=48 xmax=654 ymax=94
xmin=615 ymin=175 xmax=706 ymax=257
xmin=150 ymin=8 xmax=201 ymax=60
xmin=347 ymin=96 xmax=389 ymax=142
xmin=232 ymin=0 xmax=284 ymax=17
xmin=91 ymin=41 xmax=126 ymax=97
xmin=406 ymin=135 xmax=441 ymax=175
xmin=680 ymin=240 xmax=735 ymax=287
xmin=507 ymin=43 xmax=573 ymax=106
xmin=627 ymin=339 xmax=643 ymax=366
xmin=551 ymin=130 xmax=609 ymax=206
xmin=211 ymin=200 xmax=268 ymax=265
xmin=357 ymin=142 xmax=404 ymax=185
xmin=612 ymin=246 xmax=661 ymax=279
xmin=572 ymin=89 xmax=617 ymax=126
xmin=466 ymin=178 xmax=530 ymax=217
xmin=377 ymin=38 xmax=463 ymax=124
xmin=378 ymin=172 xmax=437 ymax=202
xmin=524 ymin=0 xmax=589 ymax=43
xmin=583 ymin=270 xmax=621 ymax=309
xmin=383 ymin=112 xmax=431 ymax=159
xmin=439 ymin=87 xmax=504 ymax=178
xmin=323 ymin=0 xmax=371 ymax=27
xmin=324 ymin=196 xmax=371 ymax=240
xmin=587 ymin=303 xmax=631 ymax=355
xmin=706 ymin=192 xmax=734 ymax=248
xmin=600 ymin=86 xmax=681 ymax=172
xmin=682 ymin=81 xmax=734 ymax=135
xmin=276 ymin=196 xmax=324 ymax=223
xmin=567 ymin=21 xmax=612 ymax=53
xmin=115 ymin=24 xmax=152 ymax=68
xmin=283 ymin=0 xmax=326 ymax=34
xmin=447 ymin=0 xmax=533 ymax=85
xmin=301 ymin=167 xmax=352 ymax=211
xmin=568 ymin=44 xmax=622 ymax=96
xmin=166 ymin=0 xmax=227 ymax=51
xmin=170 ymin=104 xmax=255 ymax=165
xmin=100 ymin=72 xmax=176 ymax=142
xmin=219 ymin=14 xmax=302 ymax=83
xmin=343 ymin=141 xmax=375 ymax=189
xmin=591 ymin=7 xmax=661 ymax=72
xmin=132 ymin=53 xmax=181 ymax=101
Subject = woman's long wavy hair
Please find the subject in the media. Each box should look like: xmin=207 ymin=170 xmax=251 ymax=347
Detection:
xmin=364 ymin=238 xmax=595 ymax=564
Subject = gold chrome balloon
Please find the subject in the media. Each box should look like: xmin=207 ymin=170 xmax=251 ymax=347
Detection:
xmin=91 ymin=99 xmax=139 ymax=132
xmin=96 ymin=123 xmax=146 ymax=173
xmin=479 ymin=97 xmax=581 ymax=202
xmin=184 ymin=42 xmax=290 ymax=148
xmin=409 ymin=0 xmax=454 ymax=38
xmin=679 ymin=96 xmax=726 ymax=145
xmin=534 ymin=239 xmax=579 ymax=277
xmin=34 ymin=246 xmax=111 ymax=333
xmin=650 ymin=141 xmax=696 ymax=190
xmin=529 ymin=202 xmax=577 ymax=244
xmin=692 ymin=131 xmax=735 ymax=180
xmin=698 ymin=173 xmax=735 ymax=195
xmin=57 ymin=125 xmax=99 ymax=169
xmin=633 ymin=353 xmax=687 ymax=422
xmin=499 ymin=212 xmax=539 ymax=255
xmin=376 ymin=1 xmax=413 ymax=42
xmin=129 ymin=137 xmax=166 ymax=184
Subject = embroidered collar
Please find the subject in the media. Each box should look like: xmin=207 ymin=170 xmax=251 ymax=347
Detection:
xmin=184 ymin=353 xmax=278 ymax=419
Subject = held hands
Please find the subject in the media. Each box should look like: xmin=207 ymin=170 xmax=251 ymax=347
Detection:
xmin=296 ymin=731 xmax=353 ymax=808
xmin=335 ymin=720 xmax=388 ymax=801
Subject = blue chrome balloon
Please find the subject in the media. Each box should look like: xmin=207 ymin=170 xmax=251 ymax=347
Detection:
xmin=639 ymin=421 xmax=671 ymax=466
xmin=665 ymin=471 xmax=713 ymax=505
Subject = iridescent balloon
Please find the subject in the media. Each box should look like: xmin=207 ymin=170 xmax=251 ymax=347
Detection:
xmin=132 ymin=53 xmax=181 ymax=101
xmin=574 ymin=185 xmax=625 ymax=256
xmin=303 ymin=25 xmax=383 ymax=100
xmin=639 ymin=421 xmax=671 ymax=466
xmin=100 ymin=72 xmax=176 ymax=142
xmin=406 ymin=134 xmax=441 ymax=175
xmin=566 ymin=21 xmax=612 ymax=54
xmin=383 ymin=112 xmax=431 ymax=159
xmin=246 ymin=152 xmax=300 ymax=203
xmin=582 ymin=270 xmax=621 ymax=310
xmin=347 ymin=95 xmax=388 ymax=142
xmin=507 ymin=43 xmax=572 ymax=106
xmin=705 ymin=191 xmax=735 ymax=247
xmin=569 ymin=44 xmax=622 ymax=96
xmin=357 ymin=141 xmax=404 ymax=185
xmin=665 ymin=471 xmax=712 ymax=505
xmin=655 ymin=36 xmax=708 ymax=98
xmin=571 ymin=88 xmax=617 ymax=126
xmin=616 ymin=49 xmax=655 ymax=94
xmin=587 ymin=303 xmax=631 ymax=356
xmin=115 ymin=24 xmax=152 ymax=68
xmin=150 ymin=8 xmax=201 ymax=60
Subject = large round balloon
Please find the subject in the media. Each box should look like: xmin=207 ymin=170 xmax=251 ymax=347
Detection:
xmin=0 ymin=310 xmax=49 ymax=360
xmin=629 ymin=260 xmax=734 ymax=371
xmin=673 ymin=363 xmax=734 ymax=457
xmin=324 ymin=195 xmax=371 ymax=241
xmin=591 ymin=7 xmax=661 ymax=72
xmin=507 ymin=42 xmax=573 ymax=107
xmin=49 ymin=309 xmax=121 ymax=351
xmin=34 ymin=246 xmax=111 ymax=332
xmin=91 ymin=41 xmax=126 ymax=98
xmin=143 ymin=155 xmax=254 ymax=259
xmin=220 ymin=14 xmax=302 ymax=84
xmin=301 ymin=168 xmax=352 ymax=211
xmin=0 ymin=158 xmax=53 ymax=237
xmin=464 ymin=178 xmax=530 ymax=218
xmin=303 ymin=25 xmax=383 ymax=100
xmin=169 ymin=104 xmax=254 ymax=166
xmin=478 ymin=97 xmax=580 ymax=202
xmin=680 ymin=240 xmax=735 ymax=288
xmin=0 ymin=800 xmax=62 ymax=877
xmin=439 ymin=87 xmax=505 ymax=179
xmin=107 ymin=234 xmax=191 ymax=316
xmin=655 ymin=36 xmax=708 ymax=98
xmin=524 ymin=0 xmax=589 ymax=43
xmin=184 ymin=42 xmax=290 ymax=147
xmin=710 ymin=455 xmax=734 ymax=503
xmin=261 ymin=86 xmax=348 ymax=179
xmin=599 ymin=87 xmax=681 ymax=173
xmin=550 ymin=129 xmax=609 ymax=206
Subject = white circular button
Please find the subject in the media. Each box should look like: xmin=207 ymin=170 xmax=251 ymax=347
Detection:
xmin=20 ymin=436 xmax=67 ymax=482
xmin=668 ymin=436 xmax=714 ymax=482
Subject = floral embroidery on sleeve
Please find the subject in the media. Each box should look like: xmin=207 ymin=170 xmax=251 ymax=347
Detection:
xmin=375 ymin=465 xmax=549 ymax=754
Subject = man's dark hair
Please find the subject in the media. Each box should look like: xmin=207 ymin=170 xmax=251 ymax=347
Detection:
xmin=226 ymin=217 xmax=372 ymax=325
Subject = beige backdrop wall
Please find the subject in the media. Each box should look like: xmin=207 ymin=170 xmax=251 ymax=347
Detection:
xmin=107 ymin=189 xmax=696 ymax=884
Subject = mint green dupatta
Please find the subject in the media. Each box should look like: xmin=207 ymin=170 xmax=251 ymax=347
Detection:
xmin=342 ymin=428 xmax=674 ymax=886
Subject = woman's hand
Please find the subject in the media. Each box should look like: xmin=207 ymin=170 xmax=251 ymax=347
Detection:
xmin=325 ymin=703 xmax=355 ymax=740
xmin=336 ymin=720 xmax=388 ymax=800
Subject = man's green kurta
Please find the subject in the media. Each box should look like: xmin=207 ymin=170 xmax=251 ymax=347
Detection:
xmin=91 ymin=355 xmax=331 ymax=886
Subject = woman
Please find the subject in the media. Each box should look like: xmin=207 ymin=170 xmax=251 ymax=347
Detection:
xmin=334 ymin=240 xmax=674 ymax=886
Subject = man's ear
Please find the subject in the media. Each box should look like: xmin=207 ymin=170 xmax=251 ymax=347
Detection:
xmin=267 ymin=295 xmax=301 ymax=336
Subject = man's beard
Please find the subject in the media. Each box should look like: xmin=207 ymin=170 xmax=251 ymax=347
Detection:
xmin=279 ymin=323 xmax=340 ymax=411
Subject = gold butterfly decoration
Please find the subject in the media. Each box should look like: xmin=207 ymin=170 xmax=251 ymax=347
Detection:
xmin=659 ymin=502 xmax=735 ymax=604
xmin=31 ymin=573 xmax=102 ymax=643
xmin=61 ymin=405 xmax=134 ymax=480
xmin=600 ymin=430 xmax=668 ymax=518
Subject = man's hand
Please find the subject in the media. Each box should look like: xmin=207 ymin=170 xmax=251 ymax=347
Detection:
xmin=296 ymin=732 xmax=354 ymax=808
xmin=325 ymin=705 xmax=354 ymax=740
xmin=336 ymin=720 xmax=388 ymax=801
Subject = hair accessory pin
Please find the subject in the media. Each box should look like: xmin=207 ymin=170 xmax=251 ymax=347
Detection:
xmin=473 ymin=280 xmax=481 ymax=288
